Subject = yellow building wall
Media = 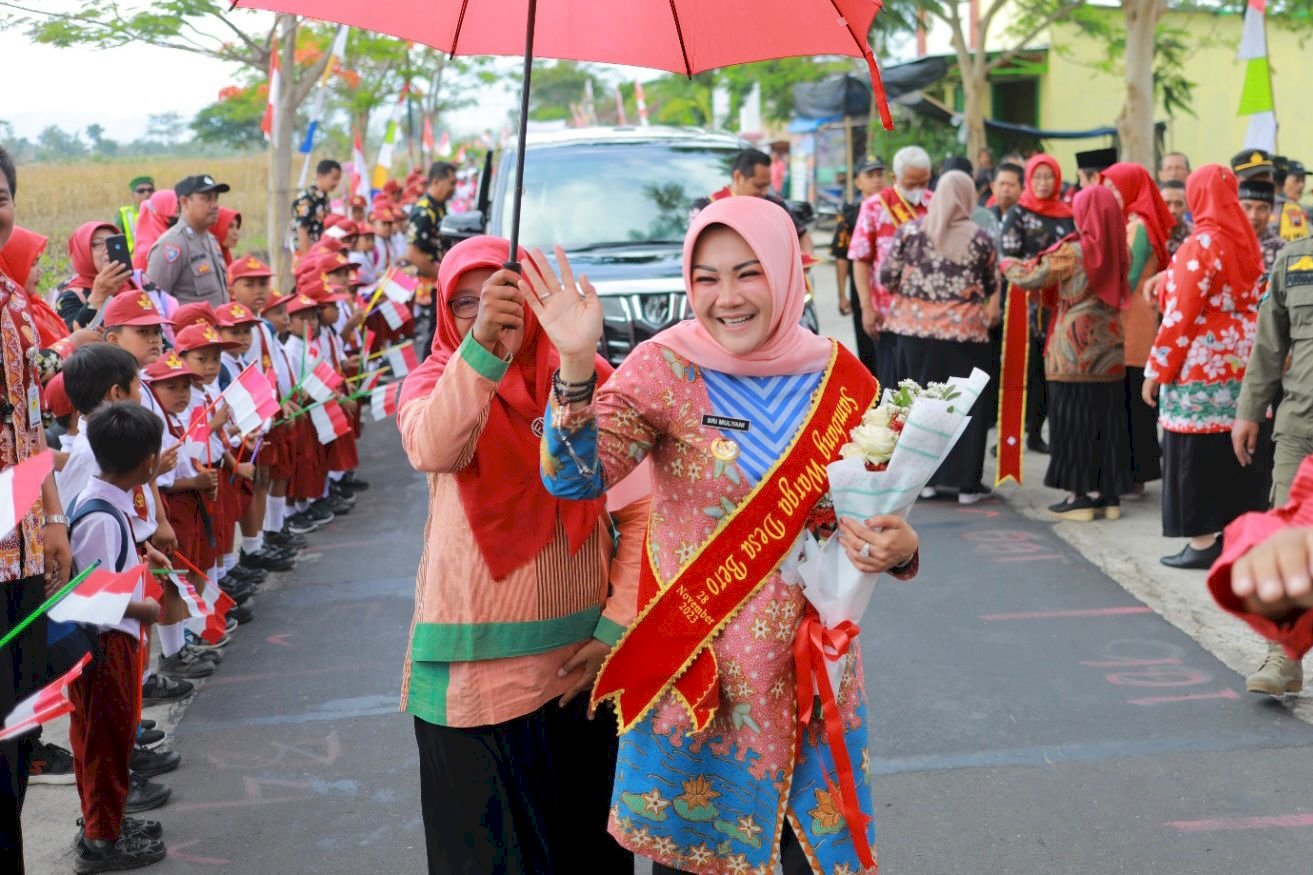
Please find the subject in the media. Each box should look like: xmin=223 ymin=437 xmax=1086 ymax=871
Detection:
xmin=1038 ymin=9 xmax=1313 ymax=172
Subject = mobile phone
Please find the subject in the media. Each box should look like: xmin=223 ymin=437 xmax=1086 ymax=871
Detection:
xmin=105 ymin=234 xmax=133 ymax=273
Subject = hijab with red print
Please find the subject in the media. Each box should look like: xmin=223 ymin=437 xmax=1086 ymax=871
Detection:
xmin=397 ymin=235 xmax=612 ymax=581
xmin=1183 ymin=164 xmax=1263 ymax=294
xmin=1102 ymin=162 xmax=1176 ymax=269
xmin=0 ymin=226 xmax=68 ymax=347
xmin=1072 ymin=186 xmax=1131 ymax=310
xmin=1018 ymin=154 xmax=1073 ymax=220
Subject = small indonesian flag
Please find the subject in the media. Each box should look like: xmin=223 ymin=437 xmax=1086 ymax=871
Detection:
xmin=370 ymin=382 xmax=401 ymax=421
xmin=222 ymin=364 xmax=281 ymax=436
xmin=193 ymin=578 xmax=234 ymax=645
xmin=187 ymin=405 xmax=211 ymax=443
xmin=0 ymin=653 xmax=92 ymax=742
xmin=381 ymin=269 xmax=418 ymax=304
xmin=310 ymin=399 xmax=352 ymax=445
xmin=48 ymin=565 xmax=144 ymax=627
xmin=149 ymin=572 xmax=207 ymax=621
xmin=380 ymin=299 xmax=412 ymax=330
xmin=0 ymin=452 xmax=53 ymax=540
xmin=302 ymin=361 xmax=344 ymax=404
xmin=357 ymin=369 xmax=384 ymax=394
xmin=385 ymin=343 xmax=418 ymax=377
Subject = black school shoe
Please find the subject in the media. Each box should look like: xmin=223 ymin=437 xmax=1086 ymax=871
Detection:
xmin=217 ymin=577 xmax=255 ymax=606
xmin=1160 ymin=539 xmax=1223 ymax=570
xmin=125 ymin=773 xmax=171 ymax=813
xmin=226 ymin=564 xmax=266 ymax=585
xmin=73 ymin=833 xmax=166 ymax=873
xmin=284 ymin=512 xmax=320 ymax=535
xmin=76 ymin=815 xmax=163 ymax=842
xmin=342 ymin=472 xmax=370 ymax=491
xmin=265 ymin=529 xmax=308 ymax=550
xmin=240 ymin=547 xmax=295 ymax=572
xmin=141 ymin=675 xmax=192 ymax=705
xmin=29 ymin=740 xmax=75 ymax=784
xmin=330 ymin=482 xmax=358 ymax=504
xmin=305 ymin=501 xmax=336 ymax=524
xmin=229 ymin=602 xmax=255 ymax=625
xmin=130 ymin=746 xmax=181 ymax=778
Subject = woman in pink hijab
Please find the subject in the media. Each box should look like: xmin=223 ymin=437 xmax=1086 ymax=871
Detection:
xmin=528 ymin=196 xmax=920 ymax=875
xmin=131 ymin=189 xmax=178 ymax=270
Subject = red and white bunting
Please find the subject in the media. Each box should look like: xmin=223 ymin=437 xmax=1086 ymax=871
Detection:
xmin=370 ymin=382 xmax=402 ymax=422
xmin=222 ymin=364 xmax=281 ymax=436
xmin=0 ymin=654 xmax=92 ymax=743
xmin=385 ymin=343 xmax=418 ymax=378
xmin=48 ymin=565 xmax=144 ymax=627
xmin=310 ymin=399 xmax=352 ymax=445
xmin=302 ymin=361 xmax=344 ymax=404
xmin=0 ymin=452 xmax=53 ymax=540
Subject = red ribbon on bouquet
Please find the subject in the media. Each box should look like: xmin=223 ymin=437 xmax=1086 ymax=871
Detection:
xmin=792 ymin=607 xmax=874 ymax=872
xmin=995 ymin=282 xmax=1029 ymax=486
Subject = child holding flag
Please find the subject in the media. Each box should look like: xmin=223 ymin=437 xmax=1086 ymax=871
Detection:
xmin=281 ymin=293 xmax=337 ymax=528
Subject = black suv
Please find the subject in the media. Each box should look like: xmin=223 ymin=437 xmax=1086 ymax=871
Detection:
xmin=441 ymin=126 xmax=818 ymax=364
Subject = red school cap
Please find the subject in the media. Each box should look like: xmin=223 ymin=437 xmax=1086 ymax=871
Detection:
xmin=142 ymin=350 xmax=203 ymax=383
xmin=43 ymin=372 xmax=74 ymax=418
xmin=103 ymin=290 xmax=173 ymax=328
xmin=171 ymin=302 xmax=219 ymax=330
xmin=215 ymin=301 xmax=262 ymax=327
xmin=174 ymin=323 xmax=239 ymax=353
xmin=228 ymin=255 xmax=274 ymax=285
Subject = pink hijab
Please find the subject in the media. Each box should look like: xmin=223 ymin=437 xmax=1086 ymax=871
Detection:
xmin=656 ymin=197 xmax=832 ymax=376
xmin=133 ymin=189 xmax=178 ymax=269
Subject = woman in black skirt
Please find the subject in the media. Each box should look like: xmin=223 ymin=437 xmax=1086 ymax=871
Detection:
xmin=1003 ymin=185 xmax=1133 ymax=520
xmin=880 ymin=170 xmax=997 ymax=503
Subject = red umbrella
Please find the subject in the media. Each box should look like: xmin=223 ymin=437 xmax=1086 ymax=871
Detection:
xmin=236 ymin=0 xmax=894 ymax=259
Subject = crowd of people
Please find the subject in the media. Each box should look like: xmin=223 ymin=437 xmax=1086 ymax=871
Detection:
xmin=833 ymin=142 xmax=1313 ymax=705
xmin=0 ymin=149 xmax=445 ymax=872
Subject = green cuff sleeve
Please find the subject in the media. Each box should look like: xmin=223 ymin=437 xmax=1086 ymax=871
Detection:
xmin=459 ymin=332 xmax=511 ymax=383
xmin=593 ymin=616 xmax=626 ymax=647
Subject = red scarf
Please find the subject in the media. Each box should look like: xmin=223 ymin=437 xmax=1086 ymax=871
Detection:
xmin=1018 ymin=154 xmax=1073 ymax=220
xmin=1102 ymin=162 xmax=1176 ymax=268
xmin=1073 ymin=186 xmax=1131 ymax=310
xmin=397 ymin=236 xmax=611 ymax=580
xmin=212 ymin=208 xmax=241 ymax=267
xmin=0 ymin=226 xmax=67 ymax=348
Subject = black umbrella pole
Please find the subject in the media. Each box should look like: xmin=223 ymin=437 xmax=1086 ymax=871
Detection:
xmin=505 ymin=0 xmax=538 ymax=273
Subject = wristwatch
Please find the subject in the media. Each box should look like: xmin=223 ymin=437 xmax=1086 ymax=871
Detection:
xmin=42 ymin=514 xmax=69 ymax=528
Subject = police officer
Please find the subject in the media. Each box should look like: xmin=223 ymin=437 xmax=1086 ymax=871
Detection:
xmin=146 ymin=175 xmax=230 ymax=308
xmin=1232 ymin=234 xmax=1313 ymax=696
xmin=1275 ymin=157 xmax=1310 ymax=242
xmin=118 ymin=175 xmax=154 ymax=254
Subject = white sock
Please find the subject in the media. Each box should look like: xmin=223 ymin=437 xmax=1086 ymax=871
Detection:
xmin=223 ymin=552 xmax=237 ymax=573
xmin=265 ymin=496 xmax=286 ymax=532
xmin=295 ymin=500 xmax=308 ymax=512
xmin=328 ymin=470 xmax=344 ymax=482
xmin=242 ymin=534 xmax=263 ymax=553
xmin=142 ymin=667 xmax=153 ymax=684
xmin=321 ymin=484 xmax=331 ymax=499
xmin=158 ymin=623 xmax=185 ymax=658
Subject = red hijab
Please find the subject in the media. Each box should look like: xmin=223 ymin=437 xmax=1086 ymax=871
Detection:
xmin=397 ymin=236 xmax=611 ymax=581
xmin=1102 ymin=162 xmax=1176 ymax=268
xmin=0 ymin=226 xmax=68 ymax=347
xmin=1018 ymin=154 xmax=1072 ymax=220
xmin=133 ymin=189 xmax=178 ymax=269
xmin=1184 ymin=163 xmax=1263 ymax=293
xmin=67 ymin=221 xmax=126 ymax=290
xmin=212 ymin=208 xmax=241 ymax=266
xmin=1072 ymin=186 xmax=1130 ymax=310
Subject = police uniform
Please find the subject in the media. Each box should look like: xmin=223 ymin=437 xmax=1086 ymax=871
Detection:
xmin=145 ymin=175 xmax=231 ymax=308
xmin=1237 ymin=236 xmax=1313 ymax=504
xmin=1276 ymin=160 xmax=1310 ymax=242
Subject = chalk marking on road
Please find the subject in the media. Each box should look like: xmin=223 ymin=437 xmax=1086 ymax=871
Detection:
xmin=1166 ymin=812 xmax=1313 ymax=832
xmin=168 ymin=839 xmax=230 ymax=865
xmin=980 ymin=606 xmax=1152 ymax=621
xmin=266 ymin=632 xmax=292 ymax=647
xmin=1128 ymin=689 xmax=1241 ymax=706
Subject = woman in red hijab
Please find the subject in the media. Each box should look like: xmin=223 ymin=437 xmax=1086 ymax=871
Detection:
xmin=0 ymin=226 xmax=68 ymax=348
xmin=131 ymin=189 xmax=178 ymax=270
xmin=1103 ymin=162 xmax=1177 ymax=494
xmin=1005 ymin=185 xmax=1134 ymax=521
xmin=395 ymin=236 xmax=637 ymax=875
xmin=56 ymin=222 xmax=135 ymax=330
xmin=211 ymin=207 xmax=241 ymax=266
xmin=1144 ymin=164 xmax=1268 ymax=569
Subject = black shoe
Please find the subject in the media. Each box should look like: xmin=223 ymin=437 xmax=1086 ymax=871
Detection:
xmin=229 ymin=603 xmax=254 ymax=625
xmin=130 ymin=746 xmax=181 ymax=778
xmin=29 ymin=740 xmax=76 ymax=784
xmin=226 ymin=564 xmax=266 ymax=584
xmin=141 ymin=674 xmax=192 ymax=705
xmin=268 ymin=528 xmax=309 ymax=549
xmin=218 ymin=577 xmax=255 ymax=606
xmin=330 ymin=483 xmax=358 ymax=505
xmin=138 ymin=719 xmax=156 ymax=731
xmin=342 ymin=473 xmax=370 ymax=491
xmin=124 ymin=772 xmax=172 ymax=813
xmin=76 ymin=815 xmax=163 ymax=842
xmin=73 ymin=833 xmax=166 ymax=873
xmin=137 ymin=725 xmax=165 ymax=749
xmin=1160 ymin=539 xmax=1223 ymax=570
xmin=285 ymin=513 xmax=319 ymax=535
xmin=306 ymin=502 xmax=335 ymax=524
xmin=240 ymin=547 xmax=295 ymax=572
xmin=1026 ymin=434 xmax=1050 ymax=453
xmin=326 ymin=497 xmax=353 ymax=516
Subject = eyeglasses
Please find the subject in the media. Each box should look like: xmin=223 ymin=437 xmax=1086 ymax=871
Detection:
xmin=90 ymin=239 xmax=109 ymax=251
xmin=135 ymin=187 xmax=155 ymax=195
xmin=448 ymin=296 xmax=480 ymax=318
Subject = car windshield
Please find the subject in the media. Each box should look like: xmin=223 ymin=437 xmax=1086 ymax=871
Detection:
xmin=500 ymin=142 xmax=736 ymax=251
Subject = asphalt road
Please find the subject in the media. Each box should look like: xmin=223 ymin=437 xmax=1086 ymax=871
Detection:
xmin=141 ymin=265 xmax=1313 ymax=874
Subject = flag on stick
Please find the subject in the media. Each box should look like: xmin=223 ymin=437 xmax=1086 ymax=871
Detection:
xmin=222 ymin=364 xmax=281 ymax=436
xmin=385 ymin=343 xmax=418 ymax=378
xmin=372 ymin=85 xmax=410 ymax=190
xmin=1237 ymin=0 xmax=1276 ymax=151
xmin=380 ymin=300 xmax=413 ymax=331
xmin=310 ymin=399 xmax=352 ymax=445
xmin=351 ymin=128 xmax=371 ymax=200
xmin=261 ymin=49 xmax=280 ymax=145
xmin=381 ymin=268 xmax=418 ymax=304
xmin=301 ymin=361 xmax=344 ymax=404
xmin=0 ymin=654 xmax=92 ymax=743
xmin=47 ymin=565 xmax=145 ymax=628
xmin=0 ymin=452 xmax=53 ymax=540
xmin=370 ymin=382 xmax=402 ymax=421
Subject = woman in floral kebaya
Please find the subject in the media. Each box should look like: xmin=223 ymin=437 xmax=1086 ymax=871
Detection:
xmin=1143 ymin=164 xmax=1270 ymax=569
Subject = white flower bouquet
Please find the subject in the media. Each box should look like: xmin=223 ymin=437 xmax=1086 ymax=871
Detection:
xmin=796 ymin=368 xmax=991 ymax=688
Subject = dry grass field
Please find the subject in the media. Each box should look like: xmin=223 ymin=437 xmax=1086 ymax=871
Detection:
xmin=15 ymin=154 xmax=271 ymax=294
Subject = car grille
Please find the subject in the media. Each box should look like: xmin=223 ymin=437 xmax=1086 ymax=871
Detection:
xmin=600 ymin=292 xmax=691 ymax=365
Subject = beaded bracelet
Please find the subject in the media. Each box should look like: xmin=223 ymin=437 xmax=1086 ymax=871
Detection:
xmin=552 ymin=369 xmax=598 ymax=406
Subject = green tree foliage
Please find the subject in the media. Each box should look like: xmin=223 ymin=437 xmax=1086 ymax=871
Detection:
xmin=192 ymin=85 xmax=267 ymax=150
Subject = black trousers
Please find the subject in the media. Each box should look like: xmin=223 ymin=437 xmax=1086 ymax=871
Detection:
xmin=0 ymin=576 xmax=47 ymax=874
xmin=652 ymin=822 xmax=811 ymax=874
xmin=414 ymin=696 xmax=632 ymax=875
xmin=848 ymin=281 xmax=877 ymax=375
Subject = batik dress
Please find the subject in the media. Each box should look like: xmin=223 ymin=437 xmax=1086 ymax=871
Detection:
xmin=544 ymin=341 xmax=915 ymax=875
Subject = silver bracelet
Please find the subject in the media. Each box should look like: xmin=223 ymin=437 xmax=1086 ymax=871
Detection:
xmin=42 ymin=514 xmax=69 ymax=528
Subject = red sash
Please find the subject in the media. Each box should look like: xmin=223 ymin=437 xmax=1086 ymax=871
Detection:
xmin=995 ymin=283 xmax=1029 ymax=485
xmin=592 ymin=343 xmax=877 ymax=732
xmin=878 ymin=186 xmax=917 ymax=229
